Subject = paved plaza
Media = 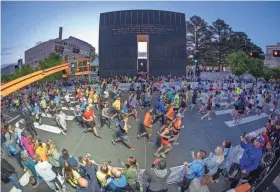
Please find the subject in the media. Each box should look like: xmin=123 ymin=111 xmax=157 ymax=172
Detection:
xmin=2 ymin=91 xmax=279 ymax=192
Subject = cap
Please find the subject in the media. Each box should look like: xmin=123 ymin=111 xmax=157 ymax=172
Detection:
xmin=255 ymin=136 xmax=264 ymax=145
xmin=15 ymin=122 xmax=19 ymax=128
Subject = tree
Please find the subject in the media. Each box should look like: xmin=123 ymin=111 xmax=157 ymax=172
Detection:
xmin=247 ymin=57 xmax=264 ymax=79
xmin=263 ymin=67 xmax=273 ymax=81
xmin=186 ymin=16 xmax=212 ymax=66
xmin=38 ymin=52 xmax=63 ymax=82
xmin=89 ymin=53 xmax=98 ymax=62
xmin=209 ymin=19 xmax=232 ymax=70
xmin=227 ymin=51 xmax=249 ymax=76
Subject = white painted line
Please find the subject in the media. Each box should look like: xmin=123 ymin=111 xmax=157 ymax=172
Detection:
xmin=214 ymin=109 xmax=232 ymax=115
xmin=15 ymin=119 xmax=25 ymax=124
xmin=33 ymin=122 xmax=62 ymax=134
xmin=212 ymin=102 xmax=227 ymax=107
xmin=69 ymin=96 xmax=75 ymax=99
xmin=10 ymin=171 xmax=30 ymax=192
xmin=41 ymin=113 xmax=75 ymax=120
xmin=225 ymin=113 xmax=268 ymax=127
xmin=61 ymin=100 xmax=76 ymax=104
xmin=7 ymin=115 xmax=21 ymax=123
xmin=61 ymin=106 xmax=75 ymax=110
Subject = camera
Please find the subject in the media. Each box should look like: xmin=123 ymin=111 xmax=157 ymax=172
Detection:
xmin=190 ymin=148 xmax=195 ymax=154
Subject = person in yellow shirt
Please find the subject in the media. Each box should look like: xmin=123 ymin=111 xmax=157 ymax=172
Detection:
xmin=96 ymin=162 xmax=112 ymax=188
xmin=92 ymin=92 xmax=99 ymax=110
xmin=64 ymin=161 xmax=81 ymax=188
xmin=35 ymin=141 xmax=48 ymax=162
xmin=111 ymin=97 xmax=121 ymax=120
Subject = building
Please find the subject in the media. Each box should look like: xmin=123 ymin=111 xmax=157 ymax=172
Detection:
xmin=1 ymin=63 xmax=19 ymax=75
xmin=99 ymin=10 xmax=186 ymax=77
xmin=264 ymin=42 xmax=280 ymax=68
xmin=25 ymin=27 xmax=95 ymax=68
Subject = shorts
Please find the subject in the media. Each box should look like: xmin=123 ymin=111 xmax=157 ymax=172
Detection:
xmin=206 ymin=106 xmax=212 ymax=111
xmin=248 ymin=104 xmax=252 ymax=109
xmin=173 ymin=130 xmax=179 ymax=135
xmin=234 ymin=105 xmax=239 ymax=111
xmin=144 ymin=127 xmax=152 ymax=137
xmin=161 ymin=138 xmax=170 ymax=146
xmin=257 ymin=106 xmax=262 ymax=110
xmin=180 ymin=102 xmax=186 ymax=108
xmin=238 ymin=110 xmax=244 ymax=115
xmin=112 ymin=108 xmax=120 ymax=114
xmin=86 ymin=121 xmax=96 ymax=128
xmin=215 ymin=104 xmax=220 ymax=108
xmin=192 ymin=100 xmax=196 ymax=105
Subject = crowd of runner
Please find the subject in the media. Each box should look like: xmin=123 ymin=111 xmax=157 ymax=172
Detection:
xmin=1 ymin=74 xmax=280 ymax=192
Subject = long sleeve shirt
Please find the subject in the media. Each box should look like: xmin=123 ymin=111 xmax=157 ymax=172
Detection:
xmin=239 ymin=141 xmax=263 ymax=173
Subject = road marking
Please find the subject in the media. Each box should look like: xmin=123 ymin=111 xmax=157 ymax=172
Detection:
xmin=214 ymin=109 xmax=232 ymax=115
xmin=33 ymin=122 xmax=62 ymax=134
xmin=225 ymin=113 xmax=268 ymax=127
xmin=41 ymin=113 xmax=75 ymax=120
xmin=10 ymin=171 xmax=30 ymax=192
xmin=15 ymin=119 xmax=25 ymax=124
xmin=61 ymin=106 xmax=75 ymax=110
xmin=61 ymin=100 xmax=76 ymax=104
xmin=7 ymin=115 xmax=21 ymax=123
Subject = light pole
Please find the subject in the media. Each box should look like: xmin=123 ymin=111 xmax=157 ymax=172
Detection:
xmin=193 ymin=28 xmax=198 ymax=82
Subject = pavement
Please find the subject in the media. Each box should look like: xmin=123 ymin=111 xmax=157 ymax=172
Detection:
xmin=1 ymin=92 xmax=280 ymax=192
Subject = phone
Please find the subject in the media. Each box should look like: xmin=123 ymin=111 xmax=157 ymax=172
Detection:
xmin=190 ymin=148 xmax=195 ymax=154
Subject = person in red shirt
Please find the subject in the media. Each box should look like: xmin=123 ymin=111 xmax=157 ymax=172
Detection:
xmin=83 ymin=107 xmax=100 ymax=138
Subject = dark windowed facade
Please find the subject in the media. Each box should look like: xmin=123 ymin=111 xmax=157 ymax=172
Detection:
xmin=99 ymin=10 xmax=186 ymax=77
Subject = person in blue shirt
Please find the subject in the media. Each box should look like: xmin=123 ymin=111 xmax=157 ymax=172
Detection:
xmin=153 ymin=98 xmax=166 ymax=125
xmin=54 ymin=95 xmax=61 ymax=106
xmin=111 ymin=116 xmax=135 ymax=151
xmin=179 ymin=150 xmax=207 ymax=192
xmin=74 ymin=105 xmax=83 ymax=126
xmin=229 ymin=135 xmax=264 ymax=188
xmin=106 ymin=168 xmax=127 ymax=192
xmin=80 ymin=99 xmax=88 ymax=112
xmin=59 ymin=149 xmax=78 ymax=169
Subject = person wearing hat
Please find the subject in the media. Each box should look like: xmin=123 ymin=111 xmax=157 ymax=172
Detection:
xmin=229 ymin=135 xmax=264 ymax=188
xmin=21 ymin=150 xmax=37 ymax=177
xmin=138 ymin=108 xmax=154 ymax=144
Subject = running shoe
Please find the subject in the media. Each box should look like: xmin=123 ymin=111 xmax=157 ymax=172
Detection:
xmin=137 ymin=134 xmax=141 ymax=139
xmin=173 ymin=142 xmax=179 ymax=146
xmin=148 ymin=140 xmax=154 ymax=144
xmin=111 ymin=140 xmax=116 ymax=145
xmin=154 ymin=153 xmax=160 ymax=157
xmin=160 ymin=153 xmax=166 ymax=159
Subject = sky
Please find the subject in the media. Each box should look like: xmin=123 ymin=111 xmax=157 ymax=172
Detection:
xmin=1 ymin=1 xmax=280 ymax=65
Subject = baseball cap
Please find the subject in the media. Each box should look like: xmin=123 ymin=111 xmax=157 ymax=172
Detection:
xmin=255 ymin=136 xmax=264 ymax=145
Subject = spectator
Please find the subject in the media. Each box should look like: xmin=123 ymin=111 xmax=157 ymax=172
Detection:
xmin=201 ymin=146 xmax=224 ymax=185
xmin=21 ymin=150 xmax=37 ymax=177
xmin=119 ymin=157 xmax=140 ymax=191
xmin=46 ymin=140 xmax=61 ymax=174
xmin=64 ymin=161 xmax=81 ymax=188
xmin=212 ymin=139 xmax=233 ymax=182
xmin=29 ymin=175 xmax=52 ymax=190
xmin=106 ymin=167 xmax=128 ymax=192
xmin=96 ymin=162 xmax=112 ymax=188
xmin=35 ymin=154 xmax=65 ymax=191
xmin=35 ymin=140 xmax=48 ymax=162
xmin=179 ymin=150 xmax=207 ymax=192
xmin=21 ymin=131 xmax=35 ymax=158
xmin=76 ymin=157 xmax=101 ymax=192
xmin=229 ymin=135 xmax=264 ymax=188
xmin=59 ymin=148 xmax=78 ymax=169
xmin=1 ymin=158 xmax=24 ymax=191
xmin=143 ymin=158 xmax=171 ymax=192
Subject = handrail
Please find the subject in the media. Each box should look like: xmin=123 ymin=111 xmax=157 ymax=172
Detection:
xmin=1 ymin=64 xmax=69 ymax=97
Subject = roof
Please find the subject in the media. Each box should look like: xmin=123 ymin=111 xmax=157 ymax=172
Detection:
xmin=1 ymin=63 xmax=18 ymax=69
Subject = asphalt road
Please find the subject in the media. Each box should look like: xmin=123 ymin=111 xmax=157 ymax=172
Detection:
xmin=1 ymin=92 xmax=279 ymax=192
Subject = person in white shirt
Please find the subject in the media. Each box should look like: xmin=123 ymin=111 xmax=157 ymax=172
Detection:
xmin=35 ymin=154 xmax=65 ymax=192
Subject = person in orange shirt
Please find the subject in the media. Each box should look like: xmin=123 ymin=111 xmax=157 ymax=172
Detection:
xmin=165 ymin=104 xmax=175 ymax=122
xmin=35 ymin=140 xmax=48 ymax=162
xmin=169 ymin=114 xmax=184 ymax=146
xmin=154 ymin=121 xmax=173 ymax=159
xmin=137 ymin=108 xmax=154 ymax=143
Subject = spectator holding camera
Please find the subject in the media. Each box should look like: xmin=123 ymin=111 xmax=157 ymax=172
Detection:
xmin=179 ymin=150 xmax=207 ymax=192
xmin=105 ymin=167 xmax=128 ymax=192
xmin=143 ymin=158 xmax=171 ymax=192
xmin=229 ymin=135 xmax=264 ymax=188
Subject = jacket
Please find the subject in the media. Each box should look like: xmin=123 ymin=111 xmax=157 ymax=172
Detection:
xmin=59 ymin=156 xmax=78 ymax=168
xmin=35 ymin=161 xmax=56 ymax=182
xmin=239 ymin=141 xmax=263 ymax=173
xmin=143 ymin=167 xmax=171 ymax=191
xmin=76 ymin=165 xmax=101 ymax=192
xmin=121 ymin=162 xmax=138 ymax=185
